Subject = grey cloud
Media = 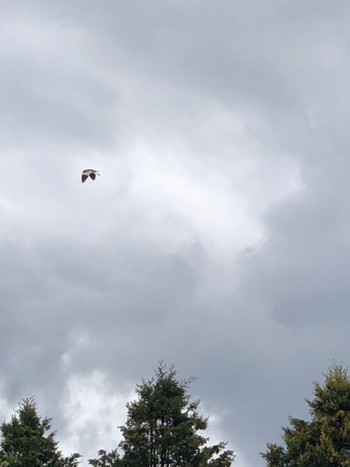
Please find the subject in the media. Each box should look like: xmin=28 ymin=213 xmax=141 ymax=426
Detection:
xmin=1 ymin=2 xmax=350 ymax=466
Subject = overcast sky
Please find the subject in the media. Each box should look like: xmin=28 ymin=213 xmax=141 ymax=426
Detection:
xmin=1 ymin=1 xmax=350 ymax=465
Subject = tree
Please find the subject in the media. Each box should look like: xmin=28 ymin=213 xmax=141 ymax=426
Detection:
xmin=89 ymin=363 xmax=234 ymax=466
xmin=88 ymin=449 xmax=122 ymax=467
xmin=0 ymin=397 xmax=81 ymax=467
xmin=261 ymin=363 xmax=350 ymax=466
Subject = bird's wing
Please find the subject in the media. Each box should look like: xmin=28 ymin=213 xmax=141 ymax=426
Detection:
xmin=90 ymin=172 xmax=96 ymax=180
xmin=81 ymin=174 xmax=88 ymax=183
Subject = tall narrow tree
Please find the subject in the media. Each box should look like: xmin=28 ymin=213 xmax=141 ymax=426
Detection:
xmin=90 ymin=363 xmax=234 ymax=466
xmin=0 ymin=398 xmax=81 ymax=467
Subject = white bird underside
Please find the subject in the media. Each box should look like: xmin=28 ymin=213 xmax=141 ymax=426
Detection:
xmin=81 ymin=169 xmax=100 ymax=183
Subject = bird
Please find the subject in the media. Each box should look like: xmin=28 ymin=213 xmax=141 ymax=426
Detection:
xmin=81 ymin=169 xmax=100 ymax=183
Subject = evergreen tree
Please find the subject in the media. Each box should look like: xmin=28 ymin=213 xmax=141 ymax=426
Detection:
xmin=89 ymin=363 xmax=234 ymax=466
xmin=88 ymin=449 xmax=122 ymax=467
xmin=262 ymin=363 xmax=350 ymax=466
xmin=0 ymin=398 xmax=81 ymax=467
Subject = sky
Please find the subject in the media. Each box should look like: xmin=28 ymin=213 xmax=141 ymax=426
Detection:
xmin=1 ymin=1 xmax=350 ymax=465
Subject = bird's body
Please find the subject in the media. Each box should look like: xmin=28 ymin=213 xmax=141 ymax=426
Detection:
xmin=81 ymin=169 xmax=100 ymax=183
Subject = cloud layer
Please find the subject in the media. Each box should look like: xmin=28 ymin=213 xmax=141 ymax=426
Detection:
xmin=1 ymin=1 xmax=350 ymax=465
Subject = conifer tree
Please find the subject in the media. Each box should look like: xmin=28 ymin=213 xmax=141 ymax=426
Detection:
xmin=262 ymin=363 xmax=350 ymax=466
xmin=0 ymin=398 xmax=81 ymax=467
xmin=90 ymin=363 xmax=234 ymax=466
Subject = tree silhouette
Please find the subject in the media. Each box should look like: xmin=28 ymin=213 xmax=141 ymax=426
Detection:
xmin=90 ymin=363 xmax=234 ymax=466
xmin=0 ymin=398 xmax=81 ymax=467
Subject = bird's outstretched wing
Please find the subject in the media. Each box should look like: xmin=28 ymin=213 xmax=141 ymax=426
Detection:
xmin=81 ymin=174 xmax=88 ymax=183
xmin=90 ymin=172 xmax=96 ymax=180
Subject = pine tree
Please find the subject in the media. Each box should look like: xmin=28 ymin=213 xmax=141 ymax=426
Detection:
xmin=262 ymin=363 xmax=350 ymax=466
xmin=90 ymin=363 xmax=234 ymax=466
xmin=0 ymin=398 xmax=81 ymax=467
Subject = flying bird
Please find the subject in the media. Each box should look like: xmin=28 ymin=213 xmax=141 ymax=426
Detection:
xmin=81 ymin=169 xmax=100 ymax=183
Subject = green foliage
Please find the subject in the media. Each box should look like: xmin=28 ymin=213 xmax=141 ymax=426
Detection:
xmin=261 ymin=443 xmax=286 ymax=466
xmin=0 ymin=398 xmax=81 ymax=467
xmin=262 ymin=363 xmax=350 ymax=466
xmin=88 ymin=449 xmax=122 ymax=466
xmin=89 ymin=363 xmax=234 ymax=466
